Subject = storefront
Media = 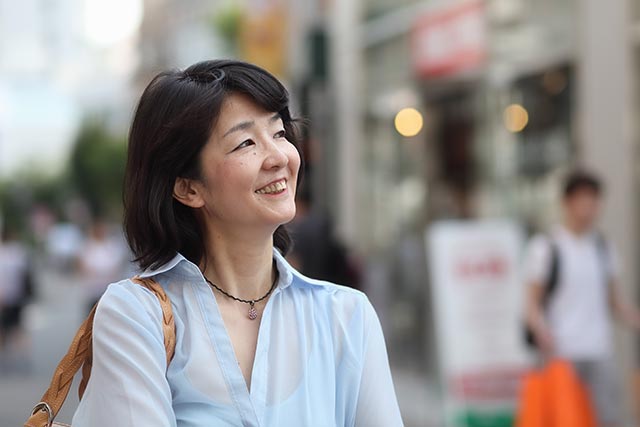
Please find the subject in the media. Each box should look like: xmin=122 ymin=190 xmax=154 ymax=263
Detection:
xmin=358 ymin=0 xmax=583 ymax=403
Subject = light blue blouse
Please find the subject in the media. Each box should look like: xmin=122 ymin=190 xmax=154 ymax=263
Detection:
xmin=72 ymin=249 xmax=403 ymax=426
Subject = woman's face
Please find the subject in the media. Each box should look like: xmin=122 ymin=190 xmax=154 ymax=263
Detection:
xmin=185 ymin=93 xmax=300 ymax=232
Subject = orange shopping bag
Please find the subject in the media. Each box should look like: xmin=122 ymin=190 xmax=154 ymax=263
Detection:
xmin=515 ymin=369 xmax=547 ymax=427
xmin=516 ymin=359 xmax=596 ymax=427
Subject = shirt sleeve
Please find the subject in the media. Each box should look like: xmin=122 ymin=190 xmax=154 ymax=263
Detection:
xmin=523 ymin=234 xmax=552 ymax=287
xmin=71 ymin=280 xmax=176 ymax=427
xmin=354 ymin=297 xmax=404 ymax=427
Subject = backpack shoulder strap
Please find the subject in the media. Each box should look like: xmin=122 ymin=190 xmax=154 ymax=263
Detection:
xmin=594 ymin=232 xmax=613 ymax=283
xmin=25 ymin=277 xmax=176 ymax=427
xmin=542 ymin=236 xmax=561 ymax=308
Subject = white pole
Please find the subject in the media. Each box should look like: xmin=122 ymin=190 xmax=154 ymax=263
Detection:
xmin=328 ymin=0 xmax=364 ymax=247
xmin=578 ymin=0 xmax=637 ymax=420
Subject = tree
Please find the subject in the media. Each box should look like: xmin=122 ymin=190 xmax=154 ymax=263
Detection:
xmin=69 ymin=121 xmax=127 ymax=218
xmin=210 ymin=3 xmax=243 ymax=54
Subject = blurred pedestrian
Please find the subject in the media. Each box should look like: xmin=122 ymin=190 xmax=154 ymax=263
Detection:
xmin=524 ymin=170 xmax=640 ymax=427
xmin=45 ymin=220 xmax=83 ymax=273
xmin=0 ymin=223 xmax=33 ymax=372
xmin=70 ymin=60 xmax=402 ymax=426
xmin=288 ymin=187 xmax=361 ymax=289
xmin=77 ymin=219 xmax=128 ymax=314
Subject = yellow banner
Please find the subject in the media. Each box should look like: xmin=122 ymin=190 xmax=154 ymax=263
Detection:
xmin=238 ymin=4 xmax=288 ymax=78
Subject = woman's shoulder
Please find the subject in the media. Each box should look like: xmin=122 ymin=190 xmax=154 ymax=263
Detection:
xmin=288 ymin=270 xmax=376 ymax=319
xmin=277 ymin=249 xmax=363 ymax=298
xmin=290 ymin=269 xmax=364 ymax=297
xmin=94 ymin=277 xmax=167 ymax=328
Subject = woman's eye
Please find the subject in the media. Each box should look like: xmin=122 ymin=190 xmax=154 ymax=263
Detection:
xmin=274 ymin=130 xmax=286 ymax=139
xmin=234 ymin=139 xmax=254 ymax=151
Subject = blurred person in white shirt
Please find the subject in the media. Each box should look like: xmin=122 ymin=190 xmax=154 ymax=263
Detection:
xmin=46 ymin=221 xmax=84 ymax=272
xmin=524 ymin=170 xmax=640 ymax=427
xmin=78 ymin=219 xmax=128 ymax=313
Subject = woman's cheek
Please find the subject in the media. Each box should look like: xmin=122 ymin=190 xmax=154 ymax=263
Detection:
xmin=288 ymin=146 xmax=301 ymax=175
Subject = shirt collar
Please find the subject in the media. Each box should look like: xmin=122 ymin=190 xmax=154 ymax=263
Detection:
xmin=137 ymin=253 xmax=186 ymax=278
xmin=273 ymin=248 xmax=294 ymax=289
xmin=136 ymin=248 xmax=295 ymax=290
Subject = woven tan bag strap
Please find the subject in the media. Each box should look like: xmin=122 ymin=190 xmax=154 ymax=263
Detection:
xmin=24 ymin=277 xmax=176 ymax=427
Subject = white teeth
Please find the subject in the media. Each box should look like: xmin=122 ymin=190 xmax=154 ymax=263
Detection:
xmin=256 ymin=180 xmax=287 ymax=194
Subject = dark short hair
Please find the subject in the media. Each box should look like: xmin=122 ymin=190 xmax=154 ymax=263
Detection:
xmin=563 ymin=170 xmax=602 ymax=198
xmin=123 ymin=60 xmax=303 ymax=270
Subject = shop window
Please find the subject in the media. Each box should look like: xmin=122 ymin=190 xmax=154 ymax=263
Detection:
xmin=515 ymin=66 xmax=573 ymax=177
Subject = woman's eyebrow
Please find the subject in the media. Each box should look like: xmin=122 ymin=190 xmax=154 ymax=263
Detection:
xmin=269 ymin=113 xmax=281 ymax=123
xmin=223 ymin=120 xmax=254 ymax=138
xmin=223 ymin=114 xmax=282 ymax=138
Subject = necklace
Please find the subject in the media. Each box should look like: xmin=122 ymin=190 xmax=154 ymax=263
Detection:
xmin=204 ymin=270 xmax=278 ymax=320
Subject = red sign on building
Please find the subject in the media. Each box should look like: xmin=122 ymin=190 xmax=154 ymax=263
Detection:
xmin=412 ymin=0 xmax=487 ymax=78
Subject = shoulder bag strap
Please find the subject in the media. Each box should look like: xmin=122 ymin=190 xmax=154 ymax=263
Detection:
xmin=24 ymin=277 xmax=175 ymax=427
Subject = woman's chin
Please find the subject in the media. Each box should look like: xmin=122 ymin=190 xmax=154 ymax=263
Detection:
xmin=265 ymin=208 xmax=297 ymax=228
xmin=275 ymin=211 xmax=297 ymax=226
xmin=238 ymin=201 xmax=296 ymax=230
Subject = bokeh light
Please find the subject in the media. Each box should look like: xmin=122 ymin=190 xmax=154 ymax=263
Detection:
xmin=394 ymin=107 xmax=424 ymax=137
xmin=503 ymin=104 xmax=529 ymax=133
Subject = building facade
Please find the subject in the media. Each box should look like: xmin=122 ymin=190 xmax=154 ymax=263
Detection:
xmin=302 ymin=0 xmax=640 ymax=421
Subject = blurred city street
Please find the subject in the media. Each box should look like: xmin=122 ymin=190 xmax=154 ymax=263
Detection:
xmin=0 ymin=260 xmax=84 ymax=425
xmin=3 ymin=0 xmax=640 ymax=425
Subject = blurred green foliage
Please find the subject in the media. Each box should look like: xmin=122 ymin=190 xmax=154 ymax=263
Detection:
xmin=69 ymin=121 xmax=126 ymax=218
xmin=0 ymin=120 xmax=126 ymax=238
xmin=0 ymin=173 xmax=69 ymax=242
xmin=210 ymin=3 xmax=243 ymax=52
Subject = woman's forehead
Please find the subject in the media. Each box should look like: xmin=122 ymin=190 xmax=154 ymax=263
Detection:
xmin=213 ymin=94 xmax=281 ymax=134
xmin=219 ymin=92 xmax=275 ymax=115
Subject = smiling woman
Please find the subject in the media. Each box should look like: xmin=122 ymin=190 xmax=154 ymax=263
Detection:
xmin=66 ymin=60 xmax=403 ymax=427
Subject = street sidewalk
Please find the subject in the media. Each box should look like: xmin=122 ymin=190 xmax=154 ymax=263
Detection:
xmin=392 ymin=365 xmax=442 ymax=427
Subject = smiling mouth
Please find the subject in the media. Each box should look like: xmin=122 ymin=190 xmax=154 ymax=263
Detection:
xmin=255 ymin=179 xmax=287 ymax=195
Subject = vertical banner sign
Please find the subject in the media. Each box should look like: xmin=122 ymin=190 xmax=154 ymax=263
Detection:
xmin=238 ymin=0 xmax=288 ymax=78
xmin=427 ymin=221 xmax=529 ymax=427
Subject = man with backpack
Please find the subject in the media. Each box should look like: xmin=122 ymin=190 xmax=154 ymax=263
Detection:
xmin=524 ymin=170 xmax=640 ymax=427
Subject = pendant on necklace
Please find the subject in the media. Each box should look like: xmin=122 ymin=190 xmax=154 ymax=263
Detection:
xmin=248 ymin=302 xmax=258 ymax=320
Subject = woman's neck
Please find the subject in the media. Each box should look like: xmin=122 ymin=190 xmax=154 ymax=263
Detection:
xmin=200 ymin=226 xmax=276 ymax=301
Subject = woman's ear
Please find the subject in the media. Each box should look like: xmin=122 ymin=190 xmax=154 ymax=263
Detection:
xmin=173 ymin=177 xmax=205 ymax=208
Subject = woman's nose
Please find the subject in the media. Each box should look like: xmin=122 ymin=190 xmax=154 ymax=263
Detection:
xmin=262 ymin=138 xmax=289 ymax=170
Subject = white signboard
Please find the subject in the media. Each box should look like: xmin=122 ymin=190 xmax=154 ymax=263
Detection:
xmin=412 ymin=0 xmax=486 ymax=78
xmin=427 ymin=220 xmax=529 ymax=427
